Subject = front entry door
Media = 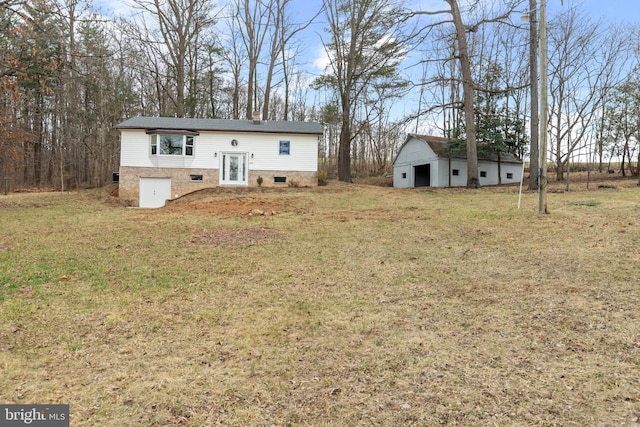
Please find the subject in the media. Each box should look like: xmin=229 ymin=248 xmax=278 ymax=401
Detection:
xmin=221 ymin=152 xmax=248 ymax=185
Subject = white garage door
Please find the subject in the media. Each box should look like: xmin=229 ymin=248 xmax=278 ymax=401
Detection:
xmin=139 ymin=178 xmax=171 ymax=208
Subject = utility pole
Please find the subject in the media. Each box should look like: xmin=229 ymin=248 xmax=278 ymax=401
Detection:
xmin=538 ymin=0 xmax=548 ymax=214
xmin=527 ymin=0 xmax=539 ymax=191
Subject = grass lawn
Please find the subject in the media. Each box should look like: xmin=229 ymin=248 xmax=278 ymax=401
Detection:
xmin=1 ymin=176 xmax=639 ymax=426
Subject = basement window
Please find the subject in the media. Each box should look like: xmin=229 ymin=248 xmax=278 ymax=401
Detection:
xmin=274 ymin=176 xmax=287 ymax=184
xmin=452 ymin=169 xmax=459 ymax=176
xmin=507 ymin=173 xmax=514 ymax=179
xmin=190 ymin=174 xmax=203 ymax=182
xmin=480 ymin=171 xmax=487 ymax=178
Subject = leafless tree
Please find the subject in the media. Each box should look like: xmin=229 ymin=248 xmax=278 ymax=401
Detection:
xmin=411 ymin=0 xmax=525 ymax=188
xmin=445 ymin=0 xmax=480 ymax=187
xmin=547 ymin=6 xmax=635 ymax=180
xmin=231 ymin=0 xmax=271 ymax=119
xmin=131 ymin=0 xmax=217 ymax=117
xmin=220 ymin=16 xmax=247 ymax=120
xmin=262 ymin=0 xmax=319 ymax=120
xmin=317 ymin=0 xmax=408 ymax=182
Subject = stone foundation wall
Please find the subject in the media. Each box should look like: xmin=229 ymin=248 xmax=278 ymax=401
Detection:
xmin=119 ymin=166 xmax=317 ymax=206
xmin=248 ymin=170 xmax=317 ymax=188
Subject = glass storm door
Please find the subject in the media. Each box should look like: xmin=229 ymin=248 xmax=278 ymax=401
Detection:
xmin=221 ymin=152 xmax=248 ymax=185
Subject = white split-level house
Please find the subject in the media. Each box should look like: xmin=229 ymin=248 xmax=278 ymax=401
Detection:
xmin=116 ymin=116 xmax=324 ymax=207
xmin=393 ymin=134 xmax=523 ymax=188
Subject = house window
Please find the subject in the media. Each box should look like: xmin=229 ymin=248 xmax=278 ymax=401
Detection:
xmin=150 ymin=134 xmax=195 ymax=156
xmin=279 ymin=140 xmax=290 ymax=155
xmin=151 ymin=135 xmax=158 ymax=155
xmin=160 ymin=135 xmax=183 ymax=155
xmin=507 ymin=173 xmax=513 ymax=179
xmin=274 ymin=176 xmax=287 ymax=184
xmin=186 ymin=136 xmax=194 ymax=156
xmin=452 ymin=169 xmax=459 ymax=176
xmin=190 ymin=174 xmax=203 ymax=181
xmin=480 ymin=171 xmax=487 ymax=178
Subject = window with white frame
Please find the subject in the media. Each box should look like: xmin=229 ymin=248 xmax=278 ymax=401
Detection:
xmin=279 ymin=140 xmax=290 ymax=155
xmin=150 ymin=134 xmax=195 ymax=156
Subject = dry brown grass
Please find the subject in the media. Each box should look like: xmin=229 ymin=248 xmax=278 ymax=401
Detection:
xmin=1 ymin=175 xmax=639 ymax=426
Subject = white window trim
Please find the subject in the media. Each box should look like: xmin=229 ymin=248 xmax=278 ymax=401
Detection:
xmin=279 ymin=140 xmax=290 ymax=155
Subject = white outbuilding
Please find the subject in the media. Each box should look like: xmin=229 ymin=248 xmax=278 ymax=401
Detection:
xmin=393 ymin=134 xmax=523 ymax=188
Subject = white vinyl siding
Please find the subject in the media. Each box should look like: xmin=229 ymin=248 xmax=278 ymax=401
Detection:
xmin=209 ymin=133 xmax=317 ymax=172
xmin=120 ymin=130 xmax=318 ymax=172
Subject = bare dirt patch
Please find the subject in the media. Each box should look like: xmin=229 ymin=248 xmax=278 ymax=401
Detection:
xmin=167 ymin=196 xmax=290 ymax=216
xmin=190 ymin=227 xmax=282 ymax=246
xmin=164 ymin=187 xmax=302 ymax=217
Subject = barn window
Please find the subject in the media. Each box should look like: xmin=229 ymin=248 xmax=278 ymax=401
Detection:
xmin=480 ymin=171 xmax=487 ymax=178
xmin=402 ymin=172 xmax=407 ymax=179
xmin=507 ymin=173 xmax=513 ymax=179
xmin=452 ymin=169 xmax=459 ymax=176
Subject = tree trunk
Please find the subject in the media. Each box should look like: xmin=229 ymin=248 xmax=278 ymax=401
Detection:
xmin=446 ymin=0 xmax=479 ymax=188
xmin=637 ymin=150 xmax=640 ymax=185
xmin=338 ymin=112 xmax=352 ymax=182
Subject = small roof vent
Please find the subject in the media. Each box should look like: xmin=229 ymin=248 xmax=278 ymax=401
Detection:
xmin=252 ymin=111 xmax=261 ymax=124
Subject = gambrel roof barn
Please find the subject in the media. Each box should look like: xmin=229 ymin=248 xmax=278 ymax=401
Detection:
xmin=393 ymin=134 xmax=523 ymax=188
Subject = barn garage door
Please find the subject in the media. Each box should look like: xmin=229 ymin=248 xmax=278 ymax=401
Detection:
xmin=139 ymin=178 xmax=171 ymax=208
xmin=414 ymin=164 xmax=431 ymax=187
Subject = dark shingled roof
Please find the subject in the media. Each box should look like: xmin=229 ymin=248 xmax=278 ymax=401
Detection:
xmin=115 ymin=116 xmax=324 ymax=135
xmin=409 ymin=134 xmax=522 ymax=164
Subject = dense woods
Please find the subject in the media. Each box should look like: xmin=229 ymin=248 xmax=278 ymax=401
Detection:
xmin=1 ymin=0 xmax=638 ymax=190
